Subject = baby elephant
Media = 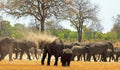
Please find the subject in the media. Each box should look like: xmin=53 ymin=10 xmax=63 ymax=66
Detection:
xmin=61 ymin=48 xmax=73 ymax=66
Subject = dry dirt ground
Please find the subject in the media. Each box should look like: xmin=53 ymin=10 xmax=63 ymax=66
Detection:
xmin=0 ymin=59 xmax=120 ymax=70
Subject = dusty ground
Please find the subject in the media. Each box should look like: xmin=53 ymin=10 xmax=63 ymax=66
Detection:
xmin=0 ymin=59 xmax=120 ymax=70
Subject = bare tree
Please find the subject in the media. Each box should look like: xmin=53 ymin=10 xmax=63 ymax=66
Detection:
xmin=67 ymin=0 xmax=99 ymax=42
xmin=89 ymin=22 xmax=103 ymax=40
xmin=2 ymin=0 xmax=63 ymax=32
xmin=112 ymin=14 xmax=120 ymax=32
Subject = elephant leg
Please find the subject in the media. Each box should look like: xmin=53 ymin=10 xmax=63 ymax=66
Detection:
xmin=62 ymin=61 xmax=66 ymax=66
xmin=93 ymin=55 xmax=97 ymax=62
xmin=14 ymin=51 xmax=19 ymax=59
xmin=30 ymin=53 xmax=34 ymax=59
xmin=34 ymin=49 xmax=38 ymax=60
xmin=83 ymin=53 xmax=86 ymax=61
xmin=47 ymin=54 xmax=51 ymax=66
xmin=41 ymin=49 xmax=47 ymax=65
xmin=97 ymin=54 xmax=101 ymax=61
xmin=116 ymin=55 xmax=118 ymax=62
xmin=99 ymin=55 xmax=103 ymax=62
xmin=61 ymin=57 xmax=66 ymax=66
xmin=37 ymin=54 xmax=39 ymax=60
xmin=8 ymin=48 xmax=13 ymax=61
xmin=19 ymin=51 xmax=24 ymax=60
xmin=101 ymin=53 xmax=104 ymax=61
xmin=102 ymin=53 xmax=107 ymax=62
xmin=25 ymin=50 xmax=31 ymax=60
xmin=67 ymin=58 xmax=71 ymax=66
xmin=0 ymin=53 xmax=7 ymax=61
xmin=108 ymin=56 xmax=110 ymax=62
xmin=77 ymin=55 xmax=80 ymax=61
xmin=9 ymin=52 xmax=13 ymax=61
xmin=113 ymin=56 xmax=115 ymax=61
xmin=71 ymin=55 xmax=75 ymax=61
xmin=112 ymin=54 xmax=115 ymax=61
xmin=54 ymin=56 xmax=58 ymax=66
xmin=86 ymin=53 xmax=91 ymax=61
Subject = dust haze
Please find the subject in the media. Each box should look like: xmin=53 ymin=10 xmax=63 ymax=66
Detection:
xmin=25 ymin=32 xmax=58 ymax=47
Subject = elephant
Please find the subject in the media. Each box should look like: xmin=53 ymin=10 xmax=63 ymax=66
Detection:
xmin=64 ymin=43 xmax=74 ymax=49
xmin=0 ymin=37 xmax=14 ymax=61
xmin=71 ymin=45 xmax=88 ymax=61
xmin=114 ymin=47 xmax=120 ymax=62
xmin=41 ymin=38 xmax=64 ymax=66
xmin=106 ymin=49 xmax=115 ymax=62
xmin=13 ymin=40 xmax=37 ymax=60
xmin=85 ymin=42 xmax=114 ymax=62
xmin=61 ymin=48 xmax=73 ymax=66
xmin=97 ymin=49 xmax=115 ymax=62
xmin=29 ymin=48 xmax=42 ymax=60
xmin=63 ymin=42 xmax=84 ymax=49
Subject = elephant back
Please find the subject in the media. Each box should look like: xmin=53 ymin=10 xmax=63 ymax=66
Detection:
xmin=64 ymin=43 xmax=73 ymax=49
xmin=1 ymin=37 xmax=13 ymax=45
xmin=13 ymin=40 xmax=26 ymax=50
xmin=71 ymin=46 xmax=86 ymax=55
xmin=63 ymin=48 xmax=73 ymax=54
xmin=26 ymin=40 xmax=37 ymax=48
xmin=105 ymin=42 xmax=114 ymax=53
xmin=48 ymin=38 xmax=64 ymax=56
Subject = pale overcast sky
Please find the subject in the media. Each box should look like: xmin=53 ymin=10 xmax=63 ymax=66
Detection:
xmin=1 ymin=0 xmax=120 ymax=33
xmin=91 ymin=0 xmax=120 ymax=33
xmin=62 ymin=0 xmax=120 ymax=33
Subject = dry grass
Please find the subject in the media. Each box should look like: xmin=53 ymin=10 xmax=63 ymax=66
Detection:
xmin=0 ymin=60 xmax=120 ymax=70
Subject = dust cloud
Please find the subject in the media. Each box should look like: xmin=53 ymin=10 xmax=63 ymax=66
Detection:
xmin=25 ymin=32 xmax=58 ymax=47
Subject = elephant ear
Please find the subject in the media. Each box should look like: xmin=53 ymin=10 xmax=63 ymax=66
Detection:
xmin=107 ymin=42 xmax=114 ymax=52
xmin=84 ymin=45 xmax=90 ymax=53
xmin=62 ymin=49 xmax=66 ymax=54
xmin=85 ymin=44 xmax=90 ymax=48
xmin=105 ymin=42 xmax=112 ymax=48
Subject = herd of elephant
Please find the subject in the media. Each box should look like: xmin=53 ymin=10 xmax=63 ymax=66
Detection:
xmin=0 ymin=37 xmax=120 ymax=66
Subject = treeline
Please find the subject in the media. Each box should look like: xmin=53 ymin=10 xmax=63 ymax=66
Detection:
xmin=0 ymin=20 xmax=120 ymax=42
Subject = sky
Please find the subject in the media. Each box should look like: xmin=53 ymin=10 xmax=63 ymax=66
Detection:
xmin=61 ymin=0 xmax=120 ymax=33
xmin=91 ymin=0 xmax=120 ymax=33
xmin=1 ymin=0 xmax=120 ymax=33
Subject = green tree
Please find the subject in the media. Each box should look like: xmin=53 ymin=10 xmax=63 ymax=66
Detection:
xmin=103 ymin=32 xmax=117 ymax=40
xmin=0 ymin=20 xmax=13 ymax=37
xmin=89 ymin=22 xmax=103 ymax=40
xmin=12 ymin=23 xmax=26 ymax=39
xmin=62 ymin=29 xmax=71 ymax=39
xmin=69 ymin=31 xmax=77 ymax=40
xmin=82 ymin=25 xmax=93 ymax=40
xmin=95 ymin=32 xmax=104 ymax=40
xmin=45 ymin=20 xmax=64 ymax=35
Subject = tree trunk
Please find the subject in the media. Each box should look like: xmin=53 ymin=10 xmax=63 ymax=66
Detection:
xmin=77 ymin=22 xmax=83 ymax=42
xmin=40 ymin=18 xmax=45 ymax=33
xmin=93 ymin=32 xmax=96 ymax=41
xmin=78 ymin=30 xmax=82 ymax=42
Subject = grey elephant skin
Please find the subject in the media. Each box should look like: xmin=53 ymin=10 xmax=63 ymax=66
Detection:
xmin=61 ymin=48 xmax=73 ymax=66
xmin=114 ymin=47 xmax=120 ymax=62
xmin=29 ymin=48 xmax=42 ymax=60
xmin=41 ymin=38 xmax=64 ymax=66
xmin=85 ymin=42 xmax=114 ymax=62
xmin=13 ymin=40 xmax=37 ymax=60
xmin=0 ymin=37 xmax=14 ymax=61
xmin=71 ymin=45 xmax=87 ymax=61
